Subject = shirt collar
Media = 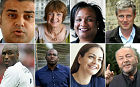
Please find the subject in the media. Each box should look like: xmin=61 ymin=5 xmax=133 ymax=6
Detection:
xmin=119 ymin=26 xmax=135 ymax=43
xmin=46 ymin=64 xmax=60 ymax=70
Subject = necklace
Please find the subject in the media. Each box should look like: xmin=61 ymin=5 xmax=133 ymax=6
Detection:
xmin=45 ymin=25 xmax=64 ymax=42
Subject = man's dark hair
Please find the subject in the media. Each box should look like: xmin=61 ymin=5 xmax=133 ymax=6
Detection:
xmin=0 ymin=0 xmax=34 ymax=14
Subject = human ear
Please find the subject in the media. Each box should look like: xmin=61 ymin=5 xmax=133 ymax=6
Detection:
xmin=78 ymin=55 xmax=82 ymax=64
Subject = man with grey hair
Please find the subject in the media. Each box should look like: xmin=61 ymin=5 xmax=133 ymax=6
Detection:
xmin=106 ymin=0 xmax=140 ymax=43
xmin=105 ymin=46 xmax=140 ymax=87
xmin=0 ymin=0 xmax=35 ymax=43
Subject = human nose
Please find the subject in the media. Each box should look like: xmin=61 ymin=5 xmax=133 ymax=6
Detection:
xmin=80 ymin=19 xmax=87 ymax=26
xmin=4 ymin=54 xmax=9 ymax=60
xmin=52 ymin=14 xmax=57 ymax=20
xmin=15 ymin=15 xmax=24 ymax=27
xmin=92 ymin=58 xmax=97 ymax=64
xmin=123 ymin=16 xmax=128 ymax=21
xmin=123 ymin=57 xmax=129 ymax=63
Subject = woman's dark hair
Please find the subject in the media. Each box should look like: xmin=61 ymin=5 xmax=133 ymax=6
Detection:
xmin=71 ymin=44 xmax=105 ymax=77
xmin=70 ymin=2 xmax=105 ymax=38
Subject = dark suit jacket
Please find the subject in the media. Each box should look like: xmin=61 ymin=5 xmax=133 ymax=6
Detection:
xmin=106 ymin=24 xmax=140 ymax=43
xmin=109 ymin=71 xmax=140 ymax=87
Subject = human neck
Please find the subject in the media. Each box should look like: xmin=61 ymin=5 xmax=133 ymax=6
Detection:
xmin=73 ymin=68 xmax=92 ymax=85
xmin=47 ymin=64 xmax=57 ymax=70
xmin=46 ymin=24 xmax=64 ymax=35
xmin=79 ymin=38 xmax=94 ymax=43
xmin=123 ymin=68 xmax=137 ymax=81
xmin=120 ymin=27 xmax=133 ymax=40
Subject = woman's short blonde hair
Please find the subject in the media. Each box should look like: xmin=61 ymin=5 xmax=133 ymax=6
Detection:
xmin=44 ymin=0 xmax=67 ymax=22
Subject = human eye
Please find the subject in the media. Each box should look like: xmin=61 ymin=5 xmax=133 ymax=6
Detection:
xmin=88 ymin=54 xmax=96 ymax=59
xmin=57 ymin=13 xmax=62 ymax=16
xmin=119 ymin=57 xmax=123 ymax=60
xmin=2 ymin=52 xmax=6 ymax=55
xmin=119 ymin=15 xmax=124 ymax=18
xmin=8 ymin=14 xmax=17 ymax=19
xmin=87 ymin=18 xmax=94 ymax=22
xmin=127 ymin=15 xmax=132 ymax=18
xmin=98 ymin=58 xmax=103 ymax=62
xmin=126 ymin=54 xmax=132 ymax=58
xmin=48 ymin=13 xmax=53 ymax=16
xmin=24 ymin=14 xmax=34 ymax=20
xmin=75 ymin=18 xmax=82 ymax=22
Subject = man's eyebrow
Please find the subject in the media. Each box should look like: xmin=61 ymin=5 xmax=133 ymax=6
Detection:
xmin=24 ymin=11 xmax=34 ymax=13
xmin=7 ymin=9 xmax=17 ymax=12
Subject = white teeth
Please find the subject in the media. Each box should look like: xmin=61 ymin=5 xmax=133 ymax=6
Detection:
xmin=90 ymin=66 xmax=97 ymax=69
xmin=80 ymin=28 xmax=88 ymax=31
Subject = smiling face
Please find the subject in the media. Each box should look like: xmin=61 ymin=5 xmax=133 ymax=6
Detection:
xmin=46 ymin=11 xmax=63 ymax=28
xmin=74 ymin=7 xmax=98 ymax=40
xmin=78 ymin=47 xmax=103 ymax=75
xmin=116 ymin=48 xmax=138 ymax=74
xmin=116 ymin=7 xmax=136 ymax=30
xmin=0 ymin=0 xmax=35 ymax=43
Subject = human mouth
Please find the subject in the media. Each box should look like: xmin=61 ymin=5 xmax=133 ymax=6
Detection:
xmin=14 ymin=29 xmax=25 ymax=36
xmin=88 ymin=65 xmax=98 ymax=70
xmin=79 ymin=28 xmax=89 ymax=32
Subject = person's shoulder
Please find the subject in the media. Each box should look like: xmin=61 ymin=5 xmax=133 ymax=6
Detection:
xmin=92 ymin=76 xmax=105 ymax=82
xmin=58 ymin=64 xmax=70 ymax=71
xmin=36 ymin=65 xmax=47 ymax=73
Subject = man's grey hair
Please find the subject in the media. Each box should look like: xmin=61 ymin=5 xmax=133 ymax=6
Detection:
xmin=115 ymin=0 xmax=136 ymax=15
xmin=115 ymin=45 xmax=139 ymax=62
xmin=0 ymin=0 xmax=34 ymax=14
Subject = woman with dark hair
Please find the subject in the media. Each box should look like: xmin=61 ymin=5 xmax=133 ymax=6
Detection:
xmin=35 ymin=0 xmax=70 ymax=43
xmin=71 ymin=2 xmax=105 ymax=43
xmin=71 ymin=44 xmax=105 ymax=87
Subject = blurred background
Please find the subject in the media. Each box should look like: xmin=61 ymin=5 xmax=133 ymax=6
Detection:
xmin=106 ymin=43 xmax=140 ymax=75
xmin=35 ymin=43 xmax=70 ymax=71
xmin=35 ymin=0 xmax=70 ymax=25
xmin=0 ymin=44 xmax=34 ymax=83
xmin=70 ymin=43 xmax=105 ymax=68
xmin=106 ymin=0 xmax=140 ymax=31
xmin=70 ymin=0 xmax=106 ymax=42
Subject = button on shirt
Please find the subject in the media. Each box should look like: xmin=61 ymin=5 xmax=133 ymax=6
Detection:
xmin=0 ymin=62 xmax=34 ymax=87
xmin=119 ymin=27 xmax=135 ymax=44
xmin=35 ymin=64 xmax=70 ymax=87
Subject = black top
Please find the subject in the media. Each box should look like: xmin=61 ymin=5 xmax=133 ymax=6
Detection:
xmin=71 ymin=31 xmax=105 ymax=43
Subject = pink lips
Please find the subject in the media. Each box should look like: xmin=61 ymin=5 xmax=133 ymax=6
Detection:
xmin=79 ymin=28 xmax=89 ymax=32
xmin=88 ymin=64 xmax=98 ymax=70
xmin=14 ymin=29 xmax=25 ymax=36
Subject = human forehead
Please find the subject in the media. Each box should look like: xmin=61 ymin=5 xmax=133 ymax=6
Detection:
xmin=2 ymin=45 xmax=18 ymax=52
xmin=47 ymin=49 xmax=58 ymax=54
xmin=117 ymin=8 xmax=133 ymax=14
xmin=86 ymin=47 xmax=103 ymax=57
xmin=116 ymin=48 xmax=135 ymax=56
xmin=3 ymin=0 xmax=34 ymax=14
xmin=75 ymin=7 xmax=96 ymax=17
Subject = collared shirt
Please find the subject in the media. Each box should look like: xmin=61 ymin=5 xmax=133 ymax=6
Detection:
xmin=122 ymin=72 xmax=137 ymax=87
xmin=0 ymin=62 xmax=34 ymax=87
xmin=35 ymin=64 xmax=70 ymax=87
xmin=119 ymin=27 xmax=135 ymax=44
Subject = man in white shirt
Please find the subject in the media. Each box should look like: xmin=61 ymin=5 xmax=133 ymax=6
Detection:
xmin=0 ymin=44 xmax=34 ymax=87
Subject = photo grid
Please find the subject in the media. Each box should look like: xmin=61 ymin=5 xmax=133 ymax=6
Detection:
xmin=0 ymin=0 xmax=140 ymax=87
